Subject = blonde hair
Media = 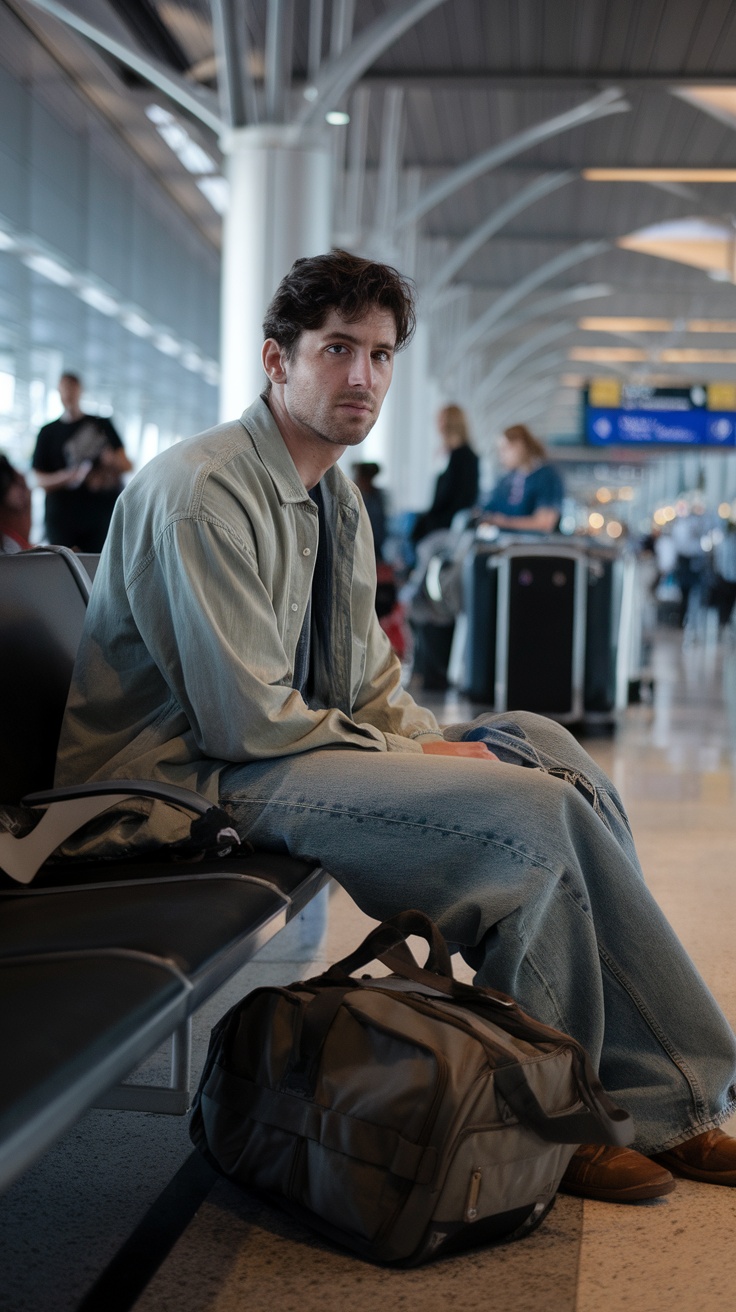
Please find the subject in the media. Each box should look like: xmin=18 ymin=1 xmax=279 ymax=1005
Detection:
xmin=439 ymin=403 xmax=472 ymax=450
xmin=503 ymin=423 xmax=548 ymax=463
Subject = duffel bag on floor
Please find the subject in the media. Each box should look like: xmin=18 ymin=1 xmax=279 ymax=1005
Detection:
xmin=190 ymin=909 xmax=633 ymax=1266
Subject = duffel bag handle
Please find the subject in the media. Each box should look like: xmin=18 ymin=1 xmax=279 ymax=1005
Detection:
xmin=494 ymin=1052 xmax=634 ymax=1147
xmin=325 ymin=909 xmax=454 ymax=981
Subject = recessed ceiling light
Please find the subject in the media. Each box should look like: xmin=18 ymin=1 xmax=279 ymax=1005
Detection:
xmin=152 ymin=333 xmax=181 ymax=357
xmin=570 ymin=347 xmax=648 ymax=362
xmin=325 ymin=110 xmax=350 ymax=126
xmin=119 ymin=310 xmax=153 ymax=338
xmin=22 ymin=253 xmax=75 ymax=286
xmin=584 ymin=168 xmax=736 ymax=182
xmin=79 ymin=285 xmax=119 ymax=316
xmin=579 ymin=317 xmax=675 ymax=332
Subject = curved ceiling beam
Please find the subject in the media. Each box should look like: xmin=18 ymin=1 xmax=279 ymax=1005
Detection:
xmin=475 ymin=322 xmax=575 ymax=407
xmin=297 ymin=0 xmax=449 ymax=128
xmin=210 ymin=0 xmax=246 ymax=128
xmin=459 ymin=239 xmax=611 ymax=345
xmin=476 ymin=347 xmax=571 ymax=405
xmin=440 ymin=282 xmax=612 ymax=382
xmin=422 ymin=170 xmax=576 ymax=303
xmin=481 ymin=357 xmax=574 ymax=415
xmin=473 ymin=348 xmax=571 ymax=420
xmin=481 ymin=377 xmax=561 ymax=433
xmin=396 ymin=88 xmax=629 ymax=230
xmin=24 ymin=0 xmax=224 ymax=133
xmin=265 ymin=0 xmax=296 ymax=124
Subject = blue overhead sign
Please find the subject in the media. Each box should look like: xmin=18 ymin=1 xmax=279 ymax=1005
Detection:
xmin=584 ymin=382 xmax=736 ymax=448
xmin=586 ymin=407 xmax=736 ymax=447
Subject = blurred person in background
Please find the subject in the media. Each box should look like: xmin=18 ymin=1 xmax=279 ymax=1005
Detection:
xmin=32 ymin=371 xmax=132 ymax=551
xmin=481 ymin=423 xmax=563 ymax=533
xmin=670 ymin=500 xmax=709 ymax=629
xmin=352 ymin=460 xmax=387 ymax=559
xmin=710 ymin=519 xmax=736 ymax=633
xmin=0 ymin=453 xmax=32 ymax=552
xmin=411 ymin=403 xmax=479 ymax=546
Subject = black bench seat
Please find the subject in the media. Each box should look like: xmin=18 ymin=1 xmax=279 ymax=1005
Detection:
xmin=0 ymin=549 xmax=333 ymax=1196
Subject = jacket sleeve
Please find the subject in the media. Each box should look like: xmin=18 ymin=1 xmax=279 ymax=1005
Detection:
xmin=351 ymin=610 xmax=445 ymax=749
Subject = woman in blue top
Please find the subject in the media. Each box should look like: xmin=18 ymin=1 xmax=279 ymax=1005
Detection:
xmin=482 ymin=423 xmax=564 ymax=533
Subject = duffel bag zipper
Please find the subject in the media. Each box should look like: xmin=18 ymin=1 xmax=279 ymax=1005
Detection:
xmin=465 ymin=1167 xmax=483 ymax=1222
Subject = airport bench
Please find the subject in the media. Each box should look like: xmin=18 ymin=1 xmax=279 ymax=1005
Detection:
xmin=0 ymin=549 xmax=330 ymax=1195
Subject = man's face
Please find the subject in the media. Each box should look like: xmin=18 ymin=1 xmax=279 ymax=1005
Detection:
xmin=270 ymin=305 xmax=397 ymax=450
xmin=59 ymin=376 xmax=81 ymax=410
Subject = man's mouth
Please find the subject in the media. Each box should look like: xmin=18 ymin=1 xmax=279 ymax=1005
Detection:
xmin=338 ymin=398 xmax=374 ymax=413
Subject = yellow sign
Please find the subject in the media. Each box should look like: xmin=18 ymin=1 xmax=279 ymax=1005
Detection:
xmin=588 ymin=378 xmax=622 ymax=408
xmin=707 ymin=382 xmax=736 ymax=410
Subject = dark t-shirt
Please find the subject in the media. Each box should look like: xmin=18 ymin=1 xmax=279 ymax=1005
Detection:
xmin=412 ymin=444 xmax=479 ymax=544
xmin=484 ymin=462 xmax=564 ymax=523
xmin=32 ymin=413 xmax=125 ymax=550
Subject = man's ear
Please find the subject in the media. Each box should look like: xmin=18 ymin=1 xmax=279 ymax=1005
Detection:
xmin=262 ymin=338 xmax=288 ymax=384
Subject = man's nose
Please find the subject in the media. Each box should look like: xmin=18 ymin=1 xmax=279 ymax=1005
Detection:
xmin=347 ymin=351 xmax=373 ymax=388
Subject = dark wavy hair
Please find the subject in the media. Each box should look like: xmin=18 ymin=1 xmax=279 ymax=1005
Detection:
xmin=263 ymin=249 xmax=416 ymax=357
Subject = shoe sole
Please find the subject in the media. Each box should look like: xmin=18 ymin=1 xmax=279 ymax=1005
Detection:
xmin=559 ymin=1176 xmax=677 ymax=1203
xmin=653 ymin=1154 xmax=736 ymax=1186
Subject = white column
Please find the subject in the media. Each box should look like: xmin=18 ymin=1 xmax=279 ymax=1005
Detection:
xmin=219 ymin=124 xmax=333 ymax=419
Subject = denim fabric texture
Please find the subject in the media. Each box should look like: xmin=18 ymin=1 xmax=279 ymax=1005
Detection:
xmin=221 ymin=710 xmax=736 ymax=1154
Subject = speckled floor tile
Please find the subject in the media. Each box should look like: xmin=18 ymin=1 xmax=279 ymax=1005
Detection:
xmin=133 ymin=1180 xmax=584 ymax=1312
xmin=577 ymin=1181 xmax=736 ymax=1311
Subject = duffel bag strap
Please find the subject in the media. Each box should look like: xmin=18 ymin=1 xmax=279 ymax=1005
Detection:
xmin=324 ymin=909 xmax=454 ymax=981
xmin=494 ymin=1052 xmax=634 ymax=1147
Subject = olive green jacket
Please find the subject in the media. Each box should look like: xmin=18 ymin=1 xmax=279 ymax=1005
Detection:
xmin=56 ymin=396 xmax=442 ymax=851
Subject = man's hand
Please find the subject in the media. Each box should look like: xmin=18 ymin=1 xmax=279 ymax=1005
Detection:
xmin=421 ymin=740 xmax=498 ymax=760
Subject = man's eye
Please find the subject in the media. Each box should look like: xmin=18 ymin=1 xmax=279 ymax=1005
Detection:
xmin=374 ymin=351 xmax=391 ymax=363
xmin=327 ymin=344 xmax=347 ymax=354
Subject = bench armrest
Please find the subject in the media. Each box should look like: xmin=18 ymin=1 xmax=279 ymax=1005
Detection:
xmin=23 ymin=780 xmax=212 ymax=814
xmin=1 ymin=781 xmax=221 ymax=886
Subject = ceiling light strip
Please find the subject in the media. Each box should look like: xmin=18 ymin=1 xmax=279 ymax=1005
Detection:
xmin=0 ymin=218 xmax=219 ymax=384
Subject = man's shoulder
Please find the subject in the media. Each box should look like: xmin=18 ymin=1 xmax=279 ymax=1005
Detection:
xmin=130 ymin=417 xmax=254 ymax=499
xmin=34 ymin=417 xmax=64 ymax=440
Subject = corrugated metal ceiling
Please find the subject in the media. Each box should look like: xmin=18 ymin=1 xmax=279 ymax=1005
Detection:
xmin=9 ymin=0 xmax=736 ymax=437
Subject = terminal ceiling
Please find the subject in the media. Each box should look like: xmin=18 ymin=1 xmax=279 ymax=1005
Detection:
xmin=8 ymin=0 xmax=736 ymax=460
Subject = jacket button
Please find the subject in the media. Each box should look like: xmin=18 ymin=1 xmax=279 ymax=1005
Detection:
xmin=291 ymin=603 xmax=298 ymax=611
xmin=302 ymin=547 xmax=311 ymax=556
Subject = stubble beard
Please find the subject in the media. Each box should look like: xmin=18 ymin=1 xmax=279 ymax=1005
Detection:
xmin=295 ymin=395 xmax=378 ymax=449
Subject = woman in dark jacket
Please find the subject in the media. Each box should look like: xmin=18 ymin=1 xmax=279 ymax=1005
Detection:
xmin=411 ymin=404 xmax=479 ymax=545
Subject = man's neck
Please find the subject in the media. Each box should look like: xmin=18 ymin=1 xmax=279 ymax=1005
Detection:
xmin=266 ymin=389 xmax=345 ymax=492
xmin=62 ymin=406 xmax=84 ymax=422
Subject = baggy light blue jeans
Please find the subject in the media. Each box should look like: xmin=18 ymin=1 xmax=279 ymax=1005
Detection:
xmin=220 ymin=710 xmax=736 ymax=1153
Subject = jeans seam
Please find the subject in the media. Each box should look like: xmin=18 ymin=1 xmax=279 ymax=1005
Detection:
xmin=222 ymin=794 xmax=562 ymax=870
xmin=597 ymin=942 xmax=708 ymax=1118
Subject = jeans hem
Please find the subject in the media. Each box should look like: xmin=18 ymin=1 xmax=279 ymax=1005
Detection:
xmin=643 ymin=1096 xmax=736 ymax=1156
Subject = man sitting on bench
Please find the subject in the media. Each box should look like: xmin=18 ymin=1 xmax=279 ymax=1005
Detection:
xmin=56 ymin=249 xmax=736 ymax=1204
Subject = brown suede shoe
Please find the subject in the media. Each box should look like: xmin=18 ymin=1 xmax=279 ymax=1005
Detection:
xmin=559 ymin=1143 xmax=676 ymax=1202
xmin=650 ymin=1128 xmax=736 ymax=1185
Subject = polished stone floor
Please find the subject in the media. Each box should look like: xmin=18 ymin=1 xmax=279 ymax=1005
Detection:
xmin=1 ymin=624 xmax=735 ymax=1311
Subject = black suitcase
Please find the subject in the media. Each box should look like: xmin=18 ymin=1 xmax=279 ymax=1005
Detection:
xmin=462 ymin=542 xmax=499 ymax=703
xmin=463 ymin=541 xmax=586 ymax=721
xmin=584 ymin=545 xmax=623 ymax=721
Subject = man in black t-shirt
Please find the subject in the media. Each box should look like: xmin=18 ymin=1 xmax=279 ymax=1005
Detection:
xmin=32 ymin=372 xmax=132 ymax=550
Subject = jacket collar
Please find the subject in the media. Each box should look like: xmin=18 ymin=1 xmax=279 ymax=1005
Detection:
xmin=240 ymin=394 xmax=359 ymax=514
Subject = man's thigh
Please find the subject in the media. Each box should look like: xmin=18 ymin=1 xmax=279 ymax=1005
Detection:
xmin=219 ymin=747 xmax=596 ymax=939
